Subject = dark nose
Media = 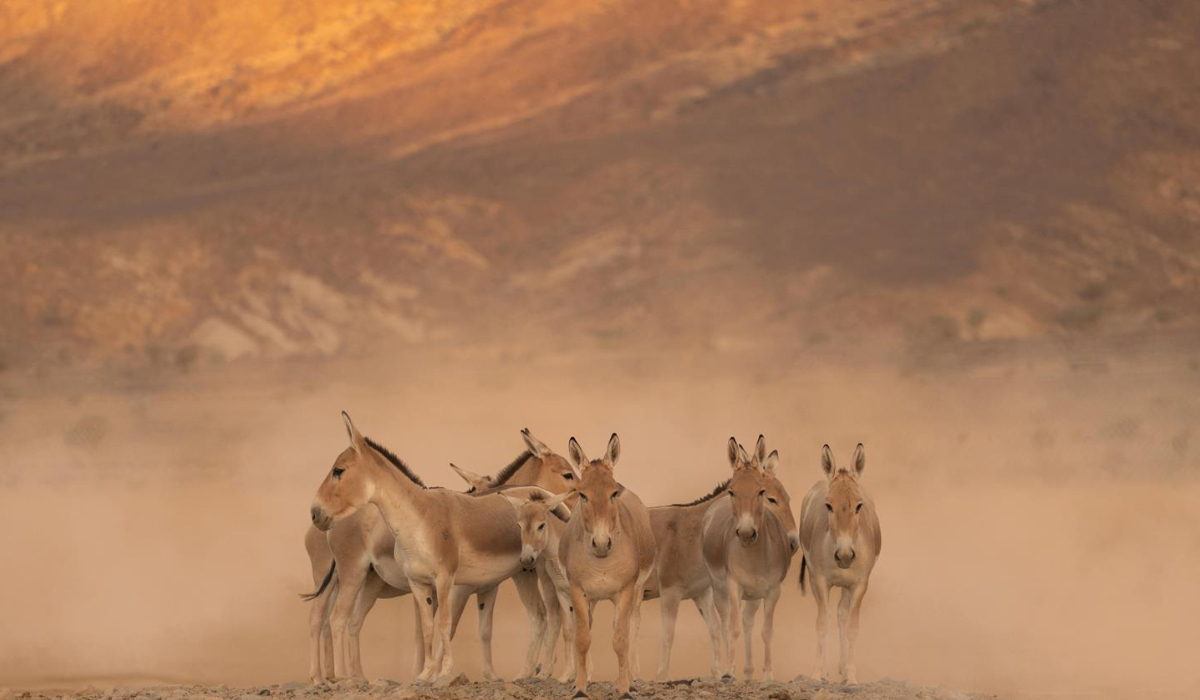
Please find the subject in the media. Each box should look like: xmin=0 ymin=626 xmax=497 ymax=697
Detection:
xmin=311 ymin=506 xmax=321 ymax=524
xmin=520 ymin=554 xmax=534 ymax=567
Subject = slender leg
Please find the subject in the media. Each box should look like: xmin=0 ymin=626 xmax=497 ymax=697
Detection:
xmin=330 ymin=563 xmax=369 ymax=679
xmin=629 ymin=587 xmax=644 ymax=682
xmin=571 ymin=585 xmax=592 ymax=697
xmin=740 ymin=597 xmax=760 ymax=679
xmin=844 ymin=579 xmax=870 ymax=684
xmin=761 ymin=585 xmax=782 ymax=681
xmin=346 ymin=574 xmax=385 ymax=678
xmin=410 ymin=580 xmax=438 ymax=683
xmin=432 ymin=575 xmax=456 ymax=679
xmin=726 ymin=577 xmax=745 ymax=676
xmin=837 ymin=586 xmax=852 ymax=680
xmin=410 ymin=595 xmax=426 ymax=679
xmin=513 ymin=570 xmax=548 ymax=678
xmin=709 ymin=576 xmax=733 ymax=678
xmin=476 ymin=586 xmax=500 ymax=681
xmin=694 ymin=588 xmax=723 ymax=679
xmin=537 ymin=569 xmax=561 ymax=678
xmin=612 ymin=585 xmax=637 ymax=698
xmin=656 ymin=589 xmax=683 ymax=680
xmin=308 ymin=576 xmax=336 ymax=683
xmin=810 ymin=572 xmax=831 ymax=681
xmin=555 ymin=586 xmax=577 ymax=683
xmin=447 ymin=585 xmax=473 ymax=640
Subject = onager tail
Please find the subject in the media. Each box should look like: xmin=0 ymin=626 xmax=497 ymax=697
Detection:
xmin=301 ymin=561 xmax=336 ymax=601
xmin=798 ymin=555 xmax=807 ymax=595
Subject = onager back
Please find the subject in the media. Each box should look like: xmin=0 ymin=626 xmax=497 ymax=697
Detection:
xmin=798 ymin=444 xmax=882 ymax=684
xmin=558 ymin=434 xmax=656 ymax=700
xmin=702 ymin=436 xmax=799 ymax=680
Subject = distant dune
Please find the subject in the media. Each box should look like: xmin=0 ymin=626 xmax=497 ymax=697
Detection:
xmin=1 ymin=0 xmax=1198 ymax=372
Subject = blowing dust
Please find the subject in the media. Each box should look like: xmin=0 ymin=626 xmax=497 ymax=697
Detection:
xmin=0 ymin=346 xmax=1196 ymax=700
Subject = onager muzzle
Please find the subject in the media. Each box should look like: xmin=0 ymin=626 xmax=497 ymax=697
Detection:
xmin=310 ymin=503 xmax=333 ymax=531
xmin=736 ymin=517 xmax=758 ymax=544
xmin=834 ymin=539 xmax=856 ymax=568
xmin=591 ymin=533 xmax=613 ymax=558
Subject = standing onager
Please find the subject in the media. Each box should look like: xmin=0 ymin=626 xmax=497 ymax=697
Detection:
xmin=559 ymin=435 xmax=657 ymax=700
xmin=303 ymin=427 xmax=576 ymax=682
xmin=702 ymin=437 xmax=800 ymax=680
xmin=643 ymin=480 xmax=730 ymax=679
xmin=309 ymin=415 xmax=567 ymax=683
xmin=798 ymin=444 xmax=881 ymax=684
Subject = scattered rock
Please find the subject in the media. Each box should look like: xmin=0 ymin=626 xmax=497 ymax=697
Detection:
xmin=432 ymin=674 xmax=470 ymax=689
xmin=768 ymin=689 xmax=791 ymax=700
xmin=277 ymin=683 xmax=306 ymax=693
xmin=813 ymin=689 xmax=835 ymax=700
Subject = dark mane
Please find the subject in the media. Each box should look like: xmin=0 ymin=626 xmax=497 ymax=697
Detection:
xmin=669 ymin=479 xmax=730 ymax=507
xmin=364 ymin=436 xmax=426 ymax=488
xmin=489 ymin=450 xmax=535 ymax=487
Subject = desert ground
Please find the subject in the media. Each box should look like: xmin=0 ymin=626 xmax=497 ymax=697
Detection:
xmin=1 ymin=0 xmax=1199 ymax=699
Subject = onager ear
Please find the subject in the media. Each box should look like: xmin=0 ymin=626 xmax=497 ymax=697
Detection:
xmin=449 ymin=463 xmax=487 ymax=489
xmin=342 ymin=411 xmax=365 ymax=453
xmin=568 ymin=437 xmax=588 ymax=469
xmin=503 ymin=494 xmax=527 ymax=512
xmin=755 ymin=435 xmax=767 ymax=466
xmin=821 ymin=444 xmax=836 ymax=478
xmin=762 ymin=449 xmax=779 ymax=473
xmin=544 ymin=491 xmax=572 ymax=510
xmin=852 ymin=443 xmax=866 ymax=478
xmin=603 ymin=433 xmax=621 ymax=468
xmin=522 ymin=428 xmax=550 ymax=458
xmin=738 ymin=444 xmax=752 ymax=469
xmin=727 ymin=437 xmax=741 ymax=469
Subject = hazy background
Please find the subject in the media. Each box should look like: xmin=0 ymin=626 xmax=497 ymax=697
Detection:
xmin=1 ymin=0 xmax=1198 ymax=699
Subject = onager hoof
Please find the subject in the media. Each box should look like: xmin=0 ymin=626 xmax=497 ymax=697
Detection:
xmin=571 ymin=691 xmax=588 ymax=700
xmin=721 ymin=674 xmax=734 ymax=683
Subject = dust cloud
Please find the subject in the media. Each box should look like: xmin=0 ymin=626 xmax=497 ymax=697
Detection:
xmin=0 ymin=343 xmax=1196 ymax=700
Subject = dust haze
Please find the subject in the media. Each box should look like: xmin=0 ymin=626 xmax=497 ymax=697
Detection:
xmin=1 ymin=344 xmax=1197 ymax=700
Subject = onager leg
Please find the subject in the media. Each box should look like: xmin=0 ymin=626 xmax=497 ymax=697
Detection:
xmin=432 ymin=575 xmax=456 ymax=680
xmin=554 ymin=587 xmax=577 ymax=683
xmin=570 ymin=586 xmax=592 ymax=697
xmin=740 ymin=597 xmax=761 ymax=679
xmin=410 ymin=580 xmax=438 ymax=683
xmin=410 ymin=596 xmax=426 ymax=678
xmin=629 ymin=588 xmax=644 ymax=681
xmin=476 ymin=586 xmax=500 ymax=681
xmin=810 ymin=572 xmax=832 ymax=680
xmin=656 ymin=589 xmax=683 ymax=680
xmin=726 ymin=577 xmax=745 ymax=675
xmin=837 ymin=586 xmax=852 ymax=680
xmin=330 ymin=563 xmax=369 ymax=679
xmin=761 ymin=585 xmax=782 ymax=681
xmin=513 ymin=570 xmax=548 ymax=678
xmin=844 ymin=579 xmax=870 ymax=684
xmin=308 ymin=576 xmax=337 ymax=683
xmin=694 ymin=588 xmax=723 ymax=679
xmin=537 ymin=570 xmax=561 ymax=678
xmin=709 ymin=578 xmax=734 ymax=679
xmin=612 ymin=585 xmax=637 ymax=698
xmin=346 ymin=574 xmax=386 ymax=678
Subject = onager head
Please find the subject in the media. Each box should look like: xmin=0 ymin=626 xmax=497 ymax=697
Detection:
xmin=519 ymin=428 xmax=580 ymax=501
xmin=311 ymin=412 xmax=389 ymax=531
xmin=567 ymin=434 xmax=625 ymax=559
xmin=727 ymin=436 xmax=801 ymax=551
xmin=504 ymin=490 xmax=572 ymax=570
xmin=725 ymin=437 xmax=767 ymax=545
xmin=821 ymin=443 xmax=867 ymax=568
xmin=449 ymin=463 xmax=496 ymax=492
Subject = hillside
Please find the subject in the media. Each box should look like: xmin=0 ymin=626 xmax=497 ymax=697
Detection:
xmin=2 ymin=0 xmax=1198 ymax=372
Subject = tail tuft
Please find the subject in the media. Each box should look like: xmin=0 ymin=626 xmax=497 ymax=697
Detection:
xmin=798 ymin=555 xmax=807 ymax=595
xmin=301 ymin=561 xmax=336 ymax=601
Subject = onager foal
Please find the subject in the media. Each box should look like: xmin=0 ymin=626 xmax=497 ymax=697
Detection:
xmin=702 ymin=437 xmax=799 ymax=680
xmin=560 ymin=435 xmax=656 ymax=700
xmin=798 ymin=444 xmax=881 ymax=684
xmin=310 ymin=414 xmax=560 ymax=683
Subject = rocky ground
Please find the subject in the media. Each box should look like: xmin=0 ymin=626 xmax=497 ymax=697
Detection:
xmin=1 ymin=677 xmax=996 ymax=700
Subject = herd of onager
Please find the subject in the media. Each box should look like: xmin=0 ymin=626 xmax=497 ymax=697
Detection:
xmin=305 ymin=414 xmax=882 ymax=698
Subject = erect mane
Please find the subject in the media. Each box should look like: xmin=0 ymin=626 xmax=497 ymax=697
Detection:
xmin=489 ymin=450 xmax=535 ymax=488
xmin=669 ymin=479 xmax=731 ymax=507
xmin=363 ymin=436 xmax=426 ymax=488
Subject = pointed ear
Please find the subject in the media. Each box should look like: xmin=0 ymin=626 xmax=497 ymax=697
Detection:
xmin=342 ymin=411 xmax=365 ymax=453
xmin=755 ymin=435 xmax=767 ymax=466
xmin=852 ymin=443 xmax=865 ymax=478
xmin=762 ymin=449 xmax=779 ymax=473
xmin=604 ymin=433 xmax=621 ymax=468
xmin=568 ymin=437 xmax=587 ymax=468
xmin=449 ymin=463 xmax=487 ymax=489
xmin=821 ymin=444 xmax=836 ymax=478
xmin=503 ymin=494 xmax=527 ymax=511
xmin=544 ymin=491 xmax=572 ymax=510
xmin=727 ymin=437 xmax=741 ymax=469
xmin=522 ymin=428 xmax=550 ymax=458
xmin=738 ymin=444 xmax=751 ymax=468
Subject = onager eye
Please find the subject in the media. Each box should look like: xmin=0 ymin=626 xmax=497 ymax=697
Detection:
xmin=758 ymin=489 xmax=766 ymax=497
xmin=610 ymin=491 xmax=620 ymax=501
xmin=855 ymin=502 xmax=864 ymax=513
xmin=562 ymin=473 xmax=574 ymax=481
xmin=332 ymin=467 xmax=345 ymax=479
xmin=537 ymin=522 xmax=546 ymax=531
xmin=825 ymin=503 xmax=833 ymax=512
xmin=768 ymin=497 xmax=778 ymax=505
xmin=578 ymin=493 xmax=588 ymax=502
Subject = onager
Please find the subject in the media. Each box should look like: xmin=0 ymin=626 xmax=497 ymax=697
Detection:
xmin=702 ymin=437 xmax=800 ymax=680
xmin=303 ymin=427 xmax=574 ymax=682
xmin=798 ymin=444 xmax=881 ymax=684
xmin=309 ymin=414 xmax=569 ymax=683
xmin=643 ymin=481 xmax=730 ymax=679
xmin=559 ymin=435 xmax=656 ymax=700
